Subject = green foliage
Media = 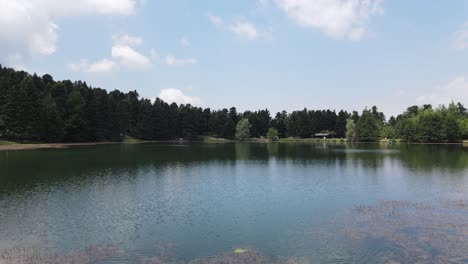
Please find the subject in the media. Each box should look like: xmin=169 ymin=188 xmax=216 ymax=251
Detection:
xmin=416 ymin=109 xmax=446 ymax=142
xmin=235 ymin=118 xmax=251 ymax=141
xmin=394 ymin=104 xmax=468 ymax=143
xmin=346 ymin=119 xmax=357 ymax=142
xmin=381 ymin=125 xmax=396 ymax=139
xmin=241 ymin=109 xmax=270 ymax=138
xmin=271 ymin=111 xmax=287 ymax=138
xmin=355 ymin=110 xmax=380 ymax=142
xmin=335 ymin=110 xmax=350 ymax=138
xmin=39 ymin=93 xmax=64 ymax=142
xmin=445 ymin=115 xmax=461 ymax=142
xmin=396 ymin=117 xmax=418 ymax=142
xmin=0 ymin=66 xmax=467 ymax=144
xmin=64 ymin=91 xmax=85 ymax=141
xmin=459 ymin=118 xmax=468 ymax=139
xmin=266 ymin=128 xmax=279 ymax=141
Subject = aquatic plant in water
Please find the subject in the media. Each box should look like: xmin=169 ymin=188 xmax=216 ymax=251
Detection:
xmin=0 ymin=245 xmax=308 ymax=264
xmin=346 ymin=199 xmax=468 ymax=263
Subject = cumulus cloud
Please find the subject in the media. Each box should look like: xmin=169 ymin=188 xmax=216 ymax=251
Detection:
xmin=159 ymin=89 xmax=201 ymax=105
xmin=454 ymin=21 xmax=468 ymax=51
xmin=416 ymin=76 xmax=468 ymax=106
xmin=69 ymin=59 xmax=116 ymax=73
xmin=275 ymin=0 xmax=383 ymax=41
xmin=112 ymin=45 xmax=152 ymax=69
xmin=208 ymin=14 xmax=272 ymax=41
xmin=165 ymin=55 xmax=197 ymax=66
xmin=0 ymin=0 xmax=136 ymax=66
xmin=70 ymin=33 xmax=151 ymax=73
xmin=207 ymin=14 xmax=224 ymax=27
xmin=229 ymin=19 xmax=272 ymax=40
xmin=36 ymin=0 xmax=136 ymax=16
xmin=112 ymin=32 xmax=143 ymax=46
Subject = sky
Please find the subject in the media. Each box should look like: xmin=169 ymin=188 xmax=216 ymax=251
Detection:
xmin=1 ymin=0 xmax=468 ymax=117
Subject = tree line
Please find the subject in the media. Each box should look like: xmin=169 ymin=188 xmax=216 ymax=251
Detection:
xmin=0 ymin=65 xmax=467 ymax=143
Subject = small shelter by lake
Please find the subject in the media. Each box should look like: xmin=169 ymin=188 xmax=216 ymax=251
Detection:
xmin=314 ymin=132 xmax=333 ymax=138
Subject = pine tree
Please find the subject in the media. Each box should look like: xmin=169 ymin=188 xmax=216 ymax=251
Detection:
xmin=39 ymin=93 xmax=64 ymax=142
xmin=355 ymin=110 xmax=380 ymax=142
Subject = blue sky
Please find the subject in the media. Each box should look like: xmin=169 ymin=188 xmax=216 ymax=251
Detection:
xmin=2 ymin=0 xmax=468 ymax=117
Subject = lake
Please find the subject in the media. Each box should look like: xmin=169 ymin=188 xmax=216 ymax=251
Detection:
xmin=0 ymin=143 xmax=468 ymax=263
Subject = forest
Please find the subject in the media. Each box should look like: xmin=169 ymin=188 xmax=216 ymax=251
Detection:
xmin=0 ymin=65 xmax=467 ymax=143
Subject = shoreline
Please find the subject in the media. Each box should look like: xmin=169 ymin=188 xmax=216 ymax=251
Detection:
xmin=0 ymin=138 xmax=467 ymax=151
xmin=0 ymin=142 xmax=121 ymax=151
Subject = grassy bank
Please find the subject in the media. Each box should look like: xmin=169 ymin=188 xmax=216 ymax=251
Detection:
xmin=122 ymin=135 xmax=147 ymax=144
xmin=1 ymin=137 xmax=467 ymax=151
xmin=0 ymin=140 xmax=19 ymax=146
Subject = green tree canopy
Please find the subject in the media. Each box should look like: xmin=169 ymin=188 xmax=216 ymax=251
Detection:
xmin=355 ymin=110 xmax=380 ymax=142
xmin=266 ymin=128 xmax=279 ymax=141
xmin=346 ymin=119 xmax=357 ymax=142
xmin=235 ymin=118 xmax=251 ymax=141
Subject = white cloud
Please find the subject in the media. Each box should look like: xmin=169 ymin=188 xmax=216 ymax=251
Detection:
xmin=111 ymin=45 xmax=152 ymax=69
xmin=275 ymin=0 xmax=383 ymax=41
xmin=0 ymin=0 xmax=137 ymax=66
xmin=70 ymin=32 xmax=151 ymax=73
xmin=416 ymin=76 xmax=468 ymax=106
xmin=180 ymin=37 xmax=191 ymax=47
xmin=0 ymin=1 xmax=58 ymax=59
xmin=69 ymin=59 xmax=116 ymax=73
xmin=229 ymin=19 xmax=272 ymax=40
xmin=159 ymin=89 xmax=201 ymax=105
xmin=165 ymin=55 xmax=197 ymax=66
xmin=454 ymin=21 xmax=468 ymax=51
xmin=257 ymin=0 xmax=270 ymax=8
xmin=208 ymin=14 xmax=272 ymax=41
xmin=208 ymin=14 xmax=224 ymax=27
xmin=112 ymin=33 xmax=143 ymax=46
xmin=39 ymin=0 xmax=136 ymax=16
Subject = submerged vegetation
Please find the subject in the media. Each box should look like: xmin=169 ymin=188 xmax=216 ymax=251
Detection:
xmin=346 ymin=200 xmax=468 ymax=263
xmin=4 ymin=199 xmax=468 ymax=263
xmin=0 ymin=245 xmax=307 ymax=264
xmin=0 ymin=66 xmax=467 ymax=144
xmin=0 ymin=245 xmax=120 ymax=264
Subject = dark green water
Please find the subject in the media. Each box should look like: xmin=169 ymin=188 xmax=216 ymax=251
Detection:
xmin=0 ymin=143 xmax=468 ymax=263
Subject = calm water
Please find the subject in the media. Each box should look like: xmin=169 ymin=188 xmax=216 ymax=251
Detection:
xmin=0 ymin=143 xmax=468 ymax=263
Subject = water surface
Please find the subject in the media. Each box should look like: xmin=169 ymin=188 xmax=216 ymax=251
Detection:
xmin=0 ymin=143 xmax=467 ymax=263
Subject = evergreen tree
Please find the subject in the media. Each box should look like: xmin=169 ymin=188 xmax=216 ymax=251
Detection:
xmin=64 ymin=91 xmax=86 ymax=142
xmin=135 ymin=99 xmax=155 ymax=140
xmin=153 ymin=98 xmax=171 ymax=140
xmin=0 ymin=66 xmax=466 ymax=144
xmin=335 ymin=110 xmax=350 ymax=138
xmin=272 ymin=111 xmax=287 ymax=138
xmin=355 ymin=110 xmax=380 ymax=142
xmin=39 ymin=93 xmax=64 ymax=142
xmin=297 ymin=109 xmax=311 ymax=138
